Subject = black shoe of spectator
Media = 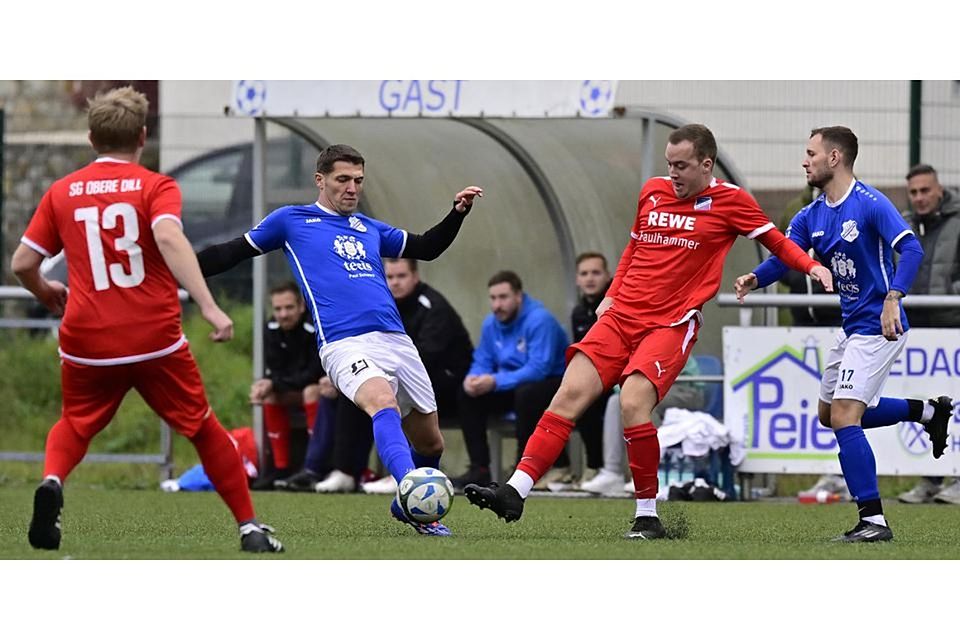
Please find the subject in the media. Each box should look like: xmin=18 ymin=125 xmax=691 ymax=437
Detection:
xmin=274 ymin=469 xmax=322 ymax=492
xmin=464 ymin=482 xmax=524 ymax=522
xmin=925 ymin=396 xmax=953 ymax=460
xmin=451 ymin=465 xmax=491 ymax=490
xmin=250 ymin=469 xmax=289 ymax=491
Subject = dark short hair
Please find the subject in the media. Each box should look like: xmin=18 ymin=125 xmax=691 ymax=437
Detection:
xmin=384 ymin=257 xmax=418 ymax=272
xmin=668 ymin=124 xmax=717 ymax=162
xmin=811 ymin=126 xmax=858 ymax=168
xmin=270 ymin=281 xmax=302 ymax=299
xmin=575 ymin=251 xmax=608 ymax=270
xmin=316 ymin=144 xmax=365 ymax=174
xmin=906 ymin=163 xmax=939 ymax=182
xmin=488 ymin=270 xmax=523 ymax=292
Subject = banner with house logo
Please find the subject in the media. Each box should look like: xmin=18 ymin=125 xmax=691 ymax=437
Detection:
xmin=724 ymin=327 xmax=960 ymax=476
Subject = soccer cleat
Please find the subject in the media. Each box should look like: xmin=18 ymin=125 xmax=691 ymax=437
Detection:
xmin=273 ymin=468 xmax=322 ymax=492
xmin=389 ymin=498 xmax=451 ymax=536
xmin=313 ymin=469 xmax=356 ymax=493
xmin=924 ymin=396 xmax=953 ymax=459
xmin=624 ymin=516 xmax=667 ymax=540
xmin=239 ymin=522 xmax=285 ymax=553
xmin=28 ymin=478 xmax=64 ymax=550
xmin=831 ymin=520 xmax=893 ymax=543
xmin=898 ymin=477 xmax=942 ymax=504
xmin=464 ymin=482 xmax=525 ymax=523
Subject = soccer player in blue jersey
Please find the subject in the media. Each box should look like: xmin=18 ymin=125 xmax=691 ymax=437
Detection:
xmin=735 ymin=127 xmax=953 ymax=542
xmin=197 ymin=144 xmax=483 ymax=536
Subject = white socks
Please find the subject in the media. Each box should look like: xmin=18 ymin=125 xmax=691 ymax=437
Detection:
xmin=507 ymin=470 xmax=535 ymax=499
xmin=635 ymin=498 xmax=658 ymax=518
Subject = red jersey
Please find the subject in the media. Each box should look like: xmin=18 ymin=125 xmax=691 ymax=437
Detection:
xmin=22 ymin=158 xmax=186 ymax=364
xmin=608 ymin=176 xmax=777 ymax=327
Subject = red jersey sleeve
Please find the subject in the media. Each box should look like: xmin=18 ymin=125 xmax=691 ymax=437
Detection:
xmin=608 ymin=182 xmax=653 ymax=298
xmin=22 ymin=189 xmax=62 ymax=257
xmin=726 ymin=187 xmax=776 ymax=239
xmin=147 ymin=175 xmax=183 ymax=228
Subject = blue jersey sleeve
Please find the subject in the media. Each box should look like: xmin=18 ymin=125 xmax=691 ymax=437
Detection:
xmin=871 ymin=197 xmax=914 ymax=249
xmin=365 ymin=216 xmax=408 ymax=258
xmin=754 ymin=209 xmax=811 ymax=288
xmin=245 ymin=207 xmax=289 ymax=253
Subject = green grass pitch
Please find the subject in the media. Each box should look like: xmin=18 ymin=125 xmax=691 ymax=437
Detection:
xmin=2 ymin=487 xmax=959 ymax=559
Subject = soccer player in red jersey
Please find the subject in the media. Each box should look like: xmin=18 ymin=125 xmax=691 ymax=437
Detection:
xmin=465 ymin=124 xmax=834 ymax=539
xmin=11 ymin=86 xmax=282 ymax=553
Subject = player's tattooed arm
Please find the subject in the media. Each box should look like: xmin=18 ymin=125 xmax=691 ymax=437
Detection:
xmin=881 ymin=290 xmax=905 ymax=341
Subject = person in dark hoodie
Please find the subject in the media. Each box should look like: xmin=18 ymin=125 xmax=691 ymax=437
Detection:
xmin=452 ymin=270 xmax=569 ymax=489
xmin=897 ymin=164 xmax=960 ymax=506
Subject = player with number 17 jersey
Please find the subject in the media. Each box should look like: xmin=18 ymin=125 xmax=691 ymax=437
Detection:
xmin=21 ymin=158 xmax=184 ymax=363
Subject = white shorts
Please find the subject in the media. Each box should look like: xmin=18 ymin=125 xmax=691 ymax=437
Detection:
xmin=819 ymin=329 xmax=907 ymax=408
xmin=320 ymin=331 xmax=437 ymax=417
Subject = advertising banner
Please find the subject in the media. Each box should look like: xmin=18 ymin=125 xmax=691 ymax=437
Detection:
xmin=724 ymin=327 xmax=960 ymax=475
xmin=229 ymin=80 xmax=618 ymax=118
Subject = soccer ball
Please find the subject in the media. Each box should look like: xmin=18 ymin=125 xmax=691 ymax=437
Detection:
xmin=397 ymin=467 xmax=454 ymax=524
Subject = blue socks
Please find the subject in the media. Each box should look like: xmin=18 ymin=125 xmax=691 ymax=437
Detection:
xmin=411 ymin=448 xmax=440 ymax=470
xmin=861 ymin=398 xmax=910 ymax=429
xmin=372 ymin=408 xmax=415 ymax=482
xmin=835 ymin=426 xmax=879 ymax=502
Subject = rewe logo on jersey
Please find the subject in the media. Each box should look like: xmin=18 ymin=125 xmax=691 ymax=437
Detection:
xmin=647 ymin=211 xmax=696 ymax=230
xmin=348 ymin=216 xmax=367 ymax=232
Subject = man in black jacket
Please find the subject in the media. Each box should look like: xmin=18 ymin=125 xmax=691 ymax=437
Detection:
xmin=249 ymin=281 xmax=324 ymax=488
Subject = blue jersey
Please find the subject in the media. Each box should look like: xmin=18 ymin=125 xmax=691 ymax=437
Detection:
xmin=245 ymin=202 xmax=407 ymax=347
xmin=784 ymin=180 xmax=914 ymax=336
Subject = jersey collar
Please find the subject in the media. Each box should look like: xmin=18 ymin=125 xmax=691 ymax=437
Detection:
xmin=95 ymin=156 xmax=131 ymax=164
xmin=825 ymin=178 xmax=856 ymax=208
xmin=314 ymin=201 xmax=342 ymax=216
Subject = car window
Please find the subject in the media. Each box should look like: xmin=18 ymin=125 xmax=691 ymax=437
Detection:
xmin=178 ymin=148 xmax=247 ymax=223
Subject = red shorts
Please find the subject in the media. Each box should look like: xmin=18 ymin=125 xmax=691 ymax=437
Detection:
xmin=60 ymin=345 xmax=212 ymax=439
xmin=566 ymin=308 xmax=700 ymax=401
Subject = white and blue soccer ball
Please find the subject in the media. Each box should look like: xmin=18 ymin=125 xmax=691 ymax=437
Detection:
xmin=579 ymin=80 xmax=615 ymax=117
xmin=234 ymin=80 xmax=267 ymax=116
xmin=397 ymin=467 xmax=454 ymax=524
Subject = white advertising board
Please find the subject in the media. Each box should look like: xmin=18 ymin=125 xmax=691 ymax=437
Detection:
xmin=229 ymin=80 xmax=618 ymax=118
xmin=724 ymin=326 xmax=960 ymax=476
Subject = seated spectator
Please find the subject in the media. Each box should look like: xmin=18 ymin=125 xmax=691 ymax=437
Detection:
xmin=249 ymin=282 xmax=323 ymax=490
xmin=550 ymin=252 xmax=611 ymax=491
xmin=452 ymin=270 xmax=569 ymax=490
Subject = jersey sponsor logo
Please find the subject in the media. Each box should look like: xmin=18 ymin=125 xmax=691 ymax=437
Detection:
xmin=694 ymin=196 xmax=712 ymax=211
xmin=647 ymin=211 xmax=696 ymax=230
xmin=304 ymin=217 xmax=323 ymax=224
xmin=811 ymin=230 xmax=825 ymax=238
xmin=348 ymin=216 xmax=367 ymax=232
xmin=333 ymin=234 xmax=375 ymax=277
xmin=841 ymin=219 xmax=860 ymax=242
xmin=830 ymin=252 xmax=860 ymax=297
xmin=636 ymin=230 xmax=701 ymax=250
xmin=350 ymin=359 xmax=370 ymax=375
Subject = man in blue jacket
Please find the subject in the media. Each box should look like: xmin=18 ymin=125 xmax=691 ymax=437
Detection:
xmin=452 ymin=270 xmax=569 ymax=489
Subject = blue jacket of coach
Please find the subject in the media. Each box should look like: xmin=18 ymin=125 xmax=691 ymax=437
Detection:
xmin=468 ymin=293 xmax=568 ymax=392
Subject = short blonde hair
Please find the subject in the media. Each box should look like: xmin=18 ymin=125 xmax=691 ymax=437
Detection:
xmin=87 ymin=86 xmax=148 ymax=153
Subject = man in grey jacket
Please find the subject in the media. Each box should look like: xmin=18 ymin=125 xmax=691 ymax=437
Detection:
xmin=898 ymin=164 xmax=960 ymax=505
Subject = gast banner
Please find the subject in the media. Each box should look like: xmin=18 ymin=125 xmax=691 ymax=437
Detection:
xmin=229 ymin=80 xmax=618 ymax=118
xmin=724 ymin=327 xmax=960 ymax=476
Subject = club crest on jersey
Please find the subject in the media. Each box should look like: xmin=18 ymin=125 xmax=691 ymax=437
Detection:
xmin=348 ymin=216 xmax=367 ymax=232
xmin=334 ymin=235 xmax=367 ymax=260
xmin=694 ymin=196 xmax=712 ymax=211
xmin=841 ymin=219 xmax=859 ymax=242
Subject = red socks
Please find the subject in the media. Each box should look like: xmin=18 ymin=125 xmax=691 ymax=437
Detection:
xmin=624 ymin=422 xmax=659 ymax=499
xmin=516 ymin=411 xmax=574 ymax=482
xmin=262 ymin=403 xmax=290 ymax=469
xmin=304 ymin=401 xmax=319 ymax=437
xmin=42 ymin=418 xmax=92 ymax=482
xmin=189 ymin=412 xmax=255 ymax=524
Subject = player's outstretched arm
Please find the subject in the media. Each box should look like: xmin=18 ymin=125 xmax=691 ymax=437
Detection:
xmin=403 ymin=186 xmax=483 ymax=260
xmin=153 ymin=219 xmax=234 ymax=342
xmin=196 ymin=236 xmax=260 ymax=276
xmin=11 ymin=244 xmax=67 ymax=316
